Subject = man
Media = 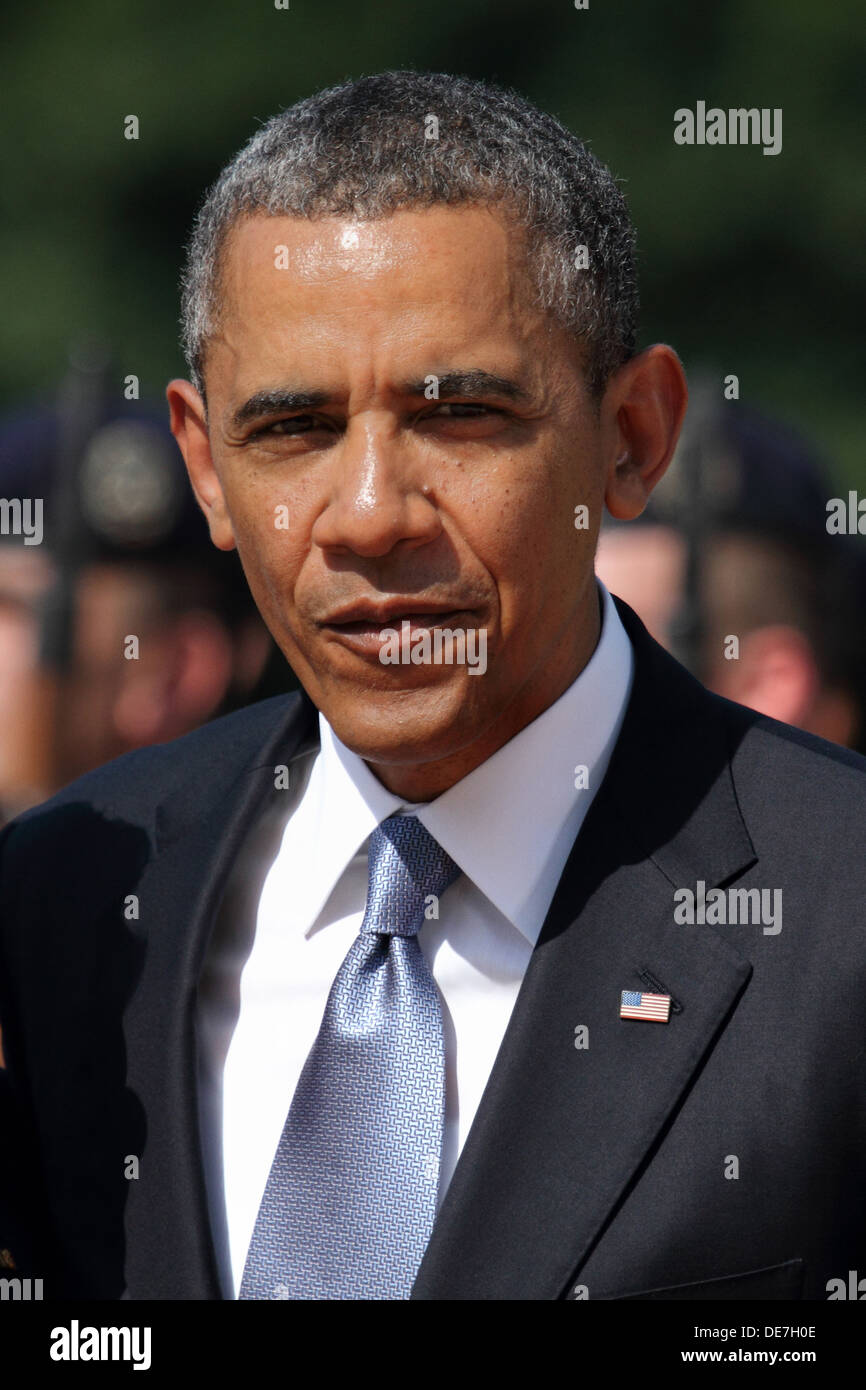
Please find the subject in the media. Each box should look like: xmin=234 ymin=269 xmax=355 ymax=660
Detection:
xmin=1 ymin=71 xmax=864 ymax=1302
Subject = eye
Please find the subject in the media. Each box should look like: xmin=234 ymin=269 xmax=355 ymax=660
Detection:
xmin=430 ymin=402 xmax=497 ymax=418
xmin=252 ymin=415 xmax=323 ymax=437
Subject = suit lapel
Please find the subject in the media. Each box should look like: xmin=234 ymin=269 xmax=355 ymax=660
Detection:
xmin=120 ymin=691 xmax=318 ymax=1299
xmin=412 ymin=602 xmax=758 ymax=1299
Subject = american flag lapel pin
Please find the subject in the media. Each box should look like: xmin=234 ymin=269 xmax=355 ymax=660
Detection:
xmin=620 ymin=989 xmax=671 ymax=1023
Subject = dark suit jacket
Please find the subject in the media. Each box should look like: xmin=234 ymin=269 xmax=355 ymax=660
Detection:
xmin=1 ymin=597 xmax=865 ymax=1300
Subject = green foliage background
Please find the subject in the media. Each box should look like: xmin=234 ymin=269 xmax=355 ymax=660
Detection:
xmin=2 ymin=0 xmax=863 ymax=482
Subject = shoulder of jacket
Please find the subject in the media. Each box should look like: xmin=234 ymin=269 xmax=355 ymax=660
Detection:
xmin=1 ymin=691 xmax=304 ymax=841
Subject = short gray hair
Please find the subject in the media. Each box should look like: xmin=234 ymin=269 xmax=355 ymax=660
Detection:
xmin=180 ymin=70 xmax=639 ymax=401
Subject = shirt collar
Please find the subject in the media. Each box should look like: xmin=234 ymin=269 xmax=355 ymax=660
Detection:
xmin=287 ymin=580 xmax=633 ymax=943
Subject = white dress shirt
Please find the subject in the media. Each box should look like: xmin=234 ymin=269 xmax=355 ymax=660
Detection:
xmin=196 ymin=580 xmax=633 ymax=1297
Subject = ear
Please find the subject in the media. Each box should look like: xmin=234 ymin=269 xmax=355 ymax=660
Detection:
xmin=600 ymin=345 xmax=688 ymax=522
xmin=166 ymin=378 xmax=236 ymax=551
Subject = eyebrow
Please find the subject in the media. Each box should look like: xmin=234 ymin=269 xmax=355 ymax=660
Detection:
xmin=227 ymin=388 xmax=332 ymax=432
xmin=399 ymin=369 xmax=531 ymax=403
xmin=227 ymin=368 xmax=531 ymax=433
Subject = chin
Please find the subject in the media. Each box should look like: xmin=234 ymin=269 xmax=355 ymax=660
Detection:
xmin=318 ymin=673 xmax=487 ymax=768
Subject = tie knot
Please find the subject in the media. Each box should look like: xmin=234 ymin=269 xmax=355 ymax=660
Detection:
xmin=361 ymin=814 xmax=460 ymax=938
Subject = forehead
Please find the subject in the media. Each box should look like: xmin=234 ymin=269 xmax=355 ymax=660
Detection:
xmin=210 ymin=206 xmax=555 ymax=375
xmin=220 ymin=203 xmax=532 ymax=300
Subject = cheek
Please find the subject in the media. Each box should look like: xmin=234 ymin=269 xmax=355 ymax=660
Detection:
xmin=440 ymin=451 xmax=545 ymax=549
xmin=222 ymin=485 xmax=305 ymax=619
xmin=462 ymin=457 xmax=590 ymax=617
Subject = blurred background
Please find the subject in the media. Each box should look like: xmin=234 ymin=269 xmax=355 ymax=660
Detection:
xmin=0 ymin=0 xmax=864 ymax=825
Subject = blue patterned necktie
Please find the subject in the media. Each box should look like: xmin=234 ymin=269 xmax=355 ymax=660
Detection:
xmin=238 ymin=813 xmax=461 ymax=1300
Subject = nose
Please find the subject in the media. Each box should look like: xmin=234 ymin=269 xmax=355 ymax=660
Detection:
xmin=311 ymin=414 xmax=441 ymax=559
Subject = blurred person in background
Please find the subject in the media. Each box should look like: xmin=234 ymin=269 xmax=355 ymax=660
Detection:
xmin=0 ymin=357 xmax=285 ymax=830
xmin=596 ymin=379 xmax=866 ymax=753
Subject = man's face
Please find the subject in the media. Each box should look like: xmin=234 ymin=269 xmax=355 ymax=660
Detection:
xmin=187 ymin=206 xmax=609 ymax=791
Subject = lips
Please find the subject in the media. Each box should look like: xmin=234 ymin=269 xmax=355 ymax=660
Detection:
xmin=319 ymin=603 xmax=477 ymax=660
xmin=321 ymin=601 xmax=468 ymax=628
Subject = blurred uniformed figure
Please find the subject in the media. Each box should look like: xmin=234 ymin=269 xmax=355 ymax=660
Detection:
xmin=596 ymin=381 xmax=866 ymax=753
xmin=0 ymin=349 xmax=288 ymax=830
